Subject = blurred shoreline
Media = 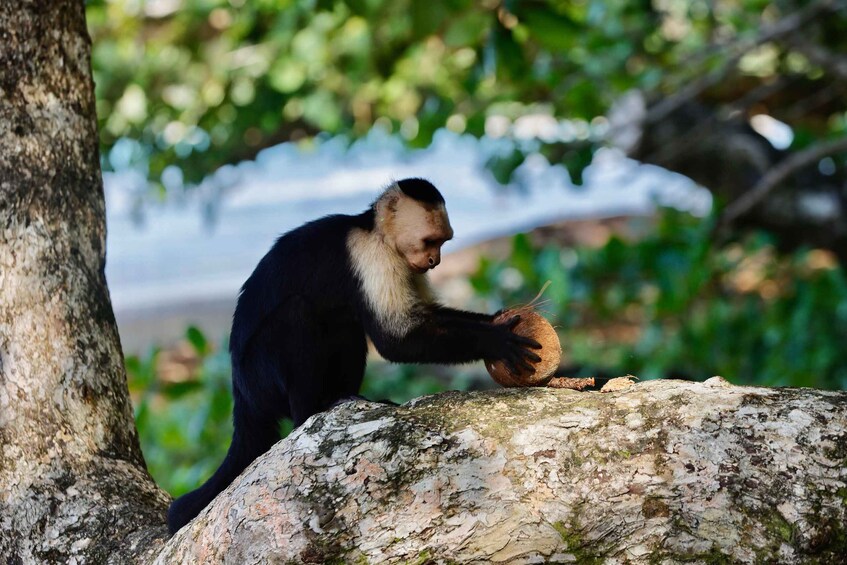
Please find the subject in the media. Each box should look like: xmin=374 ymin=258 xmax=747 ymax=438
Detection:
xmin=115 ymin=214 xmax=648 ymax=355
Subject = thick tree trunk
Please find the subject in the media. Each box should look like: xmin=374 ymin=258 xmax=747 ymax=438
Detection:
xmin=158 ymin=380 xmax=847 ymax=564
xmin=0 ymin=1 xmax=168 ymax=562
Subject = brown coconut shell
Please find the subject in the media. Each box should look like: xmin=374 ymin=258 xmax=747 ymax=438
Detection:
xmin=485 ymin=307 xmax=562 ymax=387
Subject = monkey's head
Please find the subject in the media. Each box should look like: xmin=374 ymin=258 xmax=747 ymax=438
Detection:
xmin=375 ymin=179 xmax=454 ymax=273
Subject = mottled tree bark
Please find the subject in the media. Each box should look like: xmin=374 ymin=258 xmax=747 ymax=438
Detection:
xmin=0 ymin=1 xmax=168 ymax=562
xmin=159 ymin=380 xmax=847 ymax=564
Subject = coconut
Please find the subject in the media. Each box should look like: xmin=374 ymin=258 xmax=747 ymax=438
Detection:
xmin=485 ymin=307 xmax=562 ymax=387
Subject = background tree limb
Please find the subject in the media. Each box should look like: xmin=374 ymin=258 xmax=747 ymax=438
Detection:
xmin=721 ymin=136 xmax=847 ymax=225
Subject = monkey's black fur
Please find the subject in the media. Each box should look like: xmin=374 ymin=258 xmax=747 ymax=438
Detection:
xmin=396 ymin=177 xmax=444 ymax=204
xmin=167 ymin=182 xmax=539 ymax=534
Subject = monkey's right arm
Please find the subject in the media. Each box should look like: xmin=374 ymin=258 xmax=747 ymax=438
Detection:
xmin=365 ymin=306 xmax=541 ymax=372
xmin=430 ymin=305 xmax=495 ymax=323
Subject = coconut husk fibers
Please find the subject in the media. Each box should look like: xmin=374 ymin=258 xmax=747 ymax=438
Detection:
xmin=485 ymin=306 xmax=562 ymax=387
xmin=547 ymin=376 xmax=595 ymax=390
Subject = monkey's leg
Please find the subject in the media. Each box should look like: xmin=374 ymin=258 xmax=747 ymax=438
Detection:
xmin=324 ymin=315 xmax=403 ymax=408
xmin=325 ymin=311 xmax=368 ymax=401
xmin=271 ymin=295 xmax=331 ymax=427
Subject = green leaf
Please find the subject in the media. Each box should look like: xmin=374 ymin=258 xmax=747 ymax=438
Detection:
xmin=186 ymin=326 xmax=208 ymax=355
xmin=485 ymin=148 xmax=525 ymax=185
xmin=518 ymin=7 xmax=579 ymax=51
xmin=561 ymin=145 xmax=594 ymax=186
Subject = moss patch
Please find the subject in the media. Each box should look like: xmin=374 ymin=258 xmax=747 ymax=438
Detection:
xmin=551 ymin=517 xmax=604 ymax=565
xmin=641 ymin=496 xmax=670 ymax=519
xmin=405 ymin=548 xmax=434 ymax=565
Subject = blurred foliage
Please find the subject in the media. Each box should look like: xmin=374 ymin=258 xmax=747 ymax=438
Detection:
xmin=360 ymin=363 xmax=475 ymax=406
xmin=127 ymin=327 xmax=234 ymax=496
xmin=86 ymin=0 xmax=847 ymax=191
xmin=127 ymin=327 xmax=473 ymax=496
xmin=471 ymin=209 xmax=847 ymax=389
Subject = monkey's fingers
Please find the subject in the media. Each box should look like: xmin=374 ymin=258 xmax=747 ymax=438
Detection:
xmin=503 ymin=356 xmax=522 ymax=375
xmin=502 ymin=315 xmax=521 ymax=329
xmin=521 ymin=350 xmax=542 ymax=363
xmin=514 ymin=359 xmax=535 ymax=373
xmin=502 ymin=358 xmax=519 ymax=375
xmin=505 ymin=349 xmax=535 ymax=373
xmin=511 ymin=334 xmax=542 ymax=349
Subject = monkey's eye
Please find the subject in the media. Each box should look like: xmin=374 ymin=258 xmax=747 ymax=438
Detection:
xmin=423 ymin=238 xmax=438 ymax=247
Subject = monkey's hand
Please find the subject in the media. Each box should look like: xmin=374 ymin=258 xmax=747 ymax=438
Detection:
xmin=484 ymin=315 xmax=543 ymax=374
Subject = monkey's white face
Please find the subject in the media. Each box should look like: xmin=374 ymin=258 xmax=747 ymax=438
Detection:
xmin=390 ymin=198 xmax=453 ymax=274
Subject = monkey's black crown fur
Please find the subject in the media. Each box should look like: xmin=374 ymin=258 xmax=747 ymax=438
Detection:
xmin=397 ymin=178 xmax=445 ymax=204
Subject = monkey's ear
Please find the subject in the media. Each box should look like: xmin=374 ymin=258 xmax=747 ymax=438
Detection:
xmin=374 ymin=186 xmax=401 ymax=225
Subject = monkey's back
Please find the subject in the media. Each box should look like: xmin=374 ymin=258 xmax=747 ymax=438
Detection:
xmin=228 ymin=212 xmax=369 ymax=363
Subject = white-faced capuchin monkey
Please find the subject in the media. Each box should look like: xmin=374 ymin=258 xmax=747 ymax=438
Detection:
xmin=167 ymin=178 xmax=541 ymax=534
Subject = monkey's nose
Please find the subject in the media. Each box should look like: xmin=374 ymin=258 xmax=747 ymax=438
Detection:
xmin=428 ymin=256 xmax=439 ymax=267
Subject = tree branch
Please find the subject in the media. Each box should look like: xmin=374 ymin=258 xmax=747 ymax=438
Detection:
xmin=721 ymin=135 xmax=847 ymax=224
xmin=646 ymin=0 xmax=839 ymax=125
xmin=644 ymin=76 xmax=794 ymax=167
xmin=787 ymin=36 xmax=847 ymax=82
xmin=156 ymin=380 xmax=847 ymax=563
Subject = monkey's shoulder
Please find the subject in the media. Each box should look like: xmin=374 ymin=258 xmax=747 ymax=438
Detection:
xmin=230 ymin=214 xmax=368 ymax=356
xmin=268 ymin=213 xmax=371 ymax=255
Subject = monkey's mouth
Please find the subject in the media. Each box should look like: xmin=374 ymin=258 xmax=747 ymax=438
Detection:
xmin=410 ymin=263 xmax=432 ymax=274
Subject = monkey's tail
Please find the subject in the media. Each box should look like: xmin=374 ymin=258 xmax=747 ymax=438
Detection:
xmin=167 ymin=410 xmax=280 ymax=535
